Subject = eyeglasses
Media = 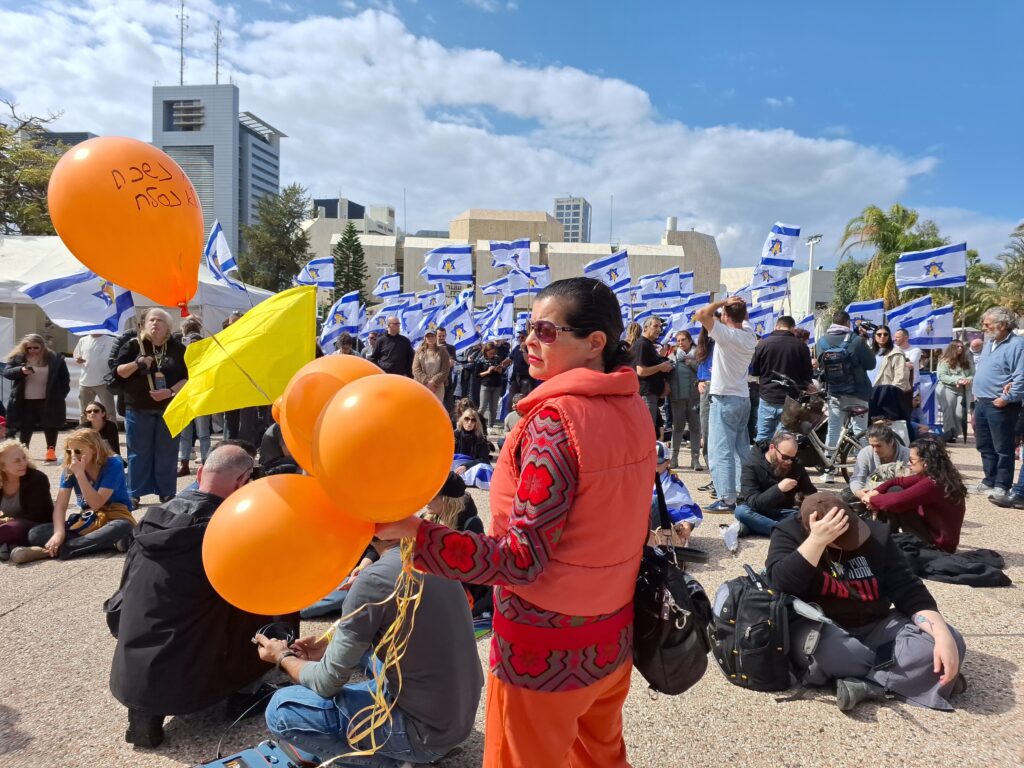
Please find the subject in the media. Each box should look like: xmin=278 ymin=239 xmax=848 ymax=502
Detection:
xmin=526 ymin=319 xmax=581 ymax=344
xmin=874 ymin=332 xmax=889 ymax=338
xmin=64 ymin=448 xmax=83 ymax=458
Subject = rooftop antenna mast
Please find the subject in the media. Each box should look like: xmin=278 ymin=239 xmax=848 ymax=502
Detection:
xmin=214 ymin=20 xmax=222 ymax=84
xmin=177 ymin=0 xmax=189 ymax=85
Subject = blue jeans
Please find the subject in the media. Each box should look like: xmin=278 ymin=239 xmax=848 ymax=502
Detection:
xmin=709 ymin=394 xmax=751 ymax=504
xmin=177 ymin=415 xmax=212 ymax=462
xmin=300 ymin=586 xmax=350 ymax=620
xmin=825 ymin=394 xmax=868 ymax=452
xmin=734 ymin=505 xmax=798 ymax=537
xmin=755 ymin=400 xmax=785 ymax=442
xmin=265 ymin=656 xmax=444 ymax=767
xmin=27 ymin=519 xmax=133 ymax=559
xmin=975 ymin=399 xmax=1021 ymax=491
xmin=126 ymin=408 xmax=179 ymax=499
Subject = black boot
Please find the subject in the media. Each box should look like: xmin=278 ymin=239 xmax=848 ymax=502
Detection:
xmin=125 ymin=708 xmax=165 ymax=748
xmin=836 ymin=678 xmax=887 ymax=711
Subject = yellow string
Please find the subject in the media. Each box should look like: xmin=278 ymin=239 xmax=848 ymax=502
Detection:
xmin=316 ymin=537 xmax=425 ymax=768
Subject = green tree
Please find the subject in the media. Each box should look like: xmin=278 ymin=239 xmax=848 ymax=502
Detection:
xmin=828 ymin=257 xmax=866 ymax=316
xmin=333 ymin=220 xmax=369 ymax=301
xmin=837 ymin=203 xmax=946 ymax=308
xmin=0 ymin=100 xmax=64 ymax=235
xmin=962 ymin=224 xmax=1024 ymax=319
xmin=239 ymin=183 xmax=313 ymax=292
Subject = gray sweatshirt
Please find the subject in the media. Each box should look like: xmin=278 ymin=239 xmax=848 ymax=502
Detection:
xmin=848 ymin=443 xmax=911 ymax=494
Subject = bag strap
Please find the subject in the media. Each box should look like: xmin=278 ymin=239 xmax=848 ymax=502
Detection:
xmin=654 ymin=472 xmax=672 ymax=531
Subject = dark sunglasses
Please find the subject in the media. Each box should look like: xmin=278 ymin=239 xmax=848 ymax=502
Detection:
xmin=874 ymin=332 xmax=890 ymax=337
xmin=526 ymin=319 xmax=580 ymax=344
xmin=64 ymin=448 xmax=83 ymax=457
xmin=25 ymin=345 xmax=41 ymax=350
xmin=462 ymin=418 xmax=477 ymax=424
xmin=84 ymin=408 xmax=102 ymax=414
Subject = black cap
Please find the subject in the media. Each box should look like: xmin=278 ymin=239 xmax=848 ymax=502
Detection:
xmin=439 ymin=471 xmax=466 ymax=499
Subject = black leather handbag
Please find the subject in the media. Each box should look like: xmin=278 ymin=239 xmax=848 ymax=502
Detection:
xmin=632 ymin=476 xmax=713 ymax=695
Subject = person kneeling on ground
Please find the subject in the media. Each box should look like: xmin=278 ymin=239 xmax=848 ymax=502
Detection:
xmin=259 ymin=537 xmax=483 ymax=766
xmin=730 ymin=431 xmax=815 ymax=539
xmin=767 ymin=492 xmax=966 ymax=712
xmin=107 ymin=444 xmax=278 ymax=748
xmin=12 ymin=429 xmax=135 ymax=564
xmin=863 ymin=437 xmax=967 ymax=554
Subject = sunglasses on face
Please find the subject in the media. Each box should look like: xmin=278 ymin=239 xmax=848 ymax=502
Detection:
xmin=462 ymin=419 xmax=477 ymax=425
xmin=25 ymin=345 xmax=41 ymax=351
xmin=85 ymin=408 xmax=101 ymax=415
xmin=875 ymin=332 xmax=889 ymax=338
xmin=65 ymin=448 xmax=83 ymax=458
xmin=525 ymin=319 xmax=580 ymax=344
xmin=776 ymin=451 xmax=797 ymax=462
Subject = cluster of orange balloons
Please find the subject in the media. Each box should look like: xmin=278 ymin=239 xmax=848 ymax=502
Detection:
xmin=202 ymin=356 xmax=455 ymax=615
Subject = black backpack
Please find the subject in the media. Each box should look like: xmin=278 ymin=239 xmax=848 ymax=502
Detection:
xmin=818 ymin=332 xmax=856 ymax=395
xmin=710 ymin=565 xmax=793 ymax=692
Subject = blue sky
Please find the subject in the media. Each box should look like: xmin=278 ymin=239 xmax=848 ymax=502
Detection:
xmin=1 ymin=0 xmax=1020 ymax=266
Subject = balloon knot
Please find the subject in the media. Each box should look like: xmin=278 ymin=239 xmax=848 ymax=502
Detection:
xmin=179 ymin=303 xmax=190 ymax=318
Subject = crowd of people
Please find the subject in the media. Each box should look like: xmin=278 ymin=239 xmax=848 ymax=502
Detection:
xmin=1 ymin=284 xmax=1022 ymax=767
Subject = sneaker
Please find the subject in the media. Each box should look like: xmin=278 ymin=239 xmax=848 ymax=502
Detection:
xmin=159 ymin=495 xmax=175 ymax=504
xmin=697 ymin=480 xmax=715 ymax=493
xmin=703 ymin=500 xmax=736 ymax=514
xmin=44 ymin=447 xmax=57 ymax=463
xmin=835 ymin=678 xmax=887 ymax=712
xmin=720 ymin=522 xmax=741 ymax=553
xmin=691 ymin=460 xmax=704 ymax=472
xmin=951 ymin=673 xmax=968 ymax=696
xmin=176 ymin=461 xmax=190 ymax=478
xmin=990 ymin=494 xmax=1024 ymax=510
xmin=818 ymin=471 xmax=835 ymax=485
xmin=970 ymin=481 xmax=994 ymax=495
xmin=10 ymin=546 xmax=50 ymax=565
xmin=115 ymin=537 xmax=131 ymax=553
xmin=0 ymin=543 xmax=10 ymax=562
xmin=987 ymin=487 xmax=1008 ymax=501
xmin=125 ymin=708 xmax=165 ymax=748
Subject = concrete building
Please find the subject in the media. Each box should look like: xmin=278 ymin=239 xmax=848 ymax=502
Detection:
xmin=719 ymin=265 xmax=835 ymax=318
xmin=152 ymin=84 xmax=284 ymax=258
xmin=34 ymin=130 xmax=98 ymax=150
xmin=554 ymin=196 xmax=592 ymax=243
xmin=311 ymin=198 xmax=396 ymax=236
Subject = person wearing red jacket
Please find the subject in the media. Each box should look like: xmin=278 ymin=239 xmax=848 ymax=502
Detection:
xmin=864 ymin=437 xmax=967 ymax=553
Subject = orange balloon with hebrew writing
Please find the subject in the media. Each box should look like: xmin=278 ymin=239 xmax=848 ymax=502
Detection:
xmin=47 ymin=137 xmax=203 ymax=309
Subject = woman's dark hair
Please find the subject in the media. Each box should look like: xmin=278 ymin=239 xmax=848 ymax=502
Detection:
xmin=534 ymin=277 xmax=631 ymax=373
xmin=866 ymin=421 xmax=897 ymax=445
xmin=870 ymin=324 xmax=894 ymax=355
xmin=695 ymin=325 xmax=714 ymax=363
xmin=87 ymin=400 xmax=109 ymax=421
xmin=910 ymin=437 xmax=966 ymax=504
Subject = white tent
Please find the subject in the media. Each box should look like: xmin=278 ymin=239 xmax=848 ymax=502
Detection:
xmin=0 ymin=235 xmax=273 ymax=342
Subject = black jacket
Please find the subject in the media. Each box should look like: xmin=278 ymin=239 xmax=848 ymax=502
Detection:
xmin=107 ymin=491 xmax=273 ymax=715
xmin=7 ymin=467 xmax=54 ymax=525
xmin=739 ymin=448 xmax=816 ymax=513
xmin=750 ymin=330 xmax=813 ymax=405
xmin=766 ymin=516 xmax=938 ymax=630
xmin=108 ymin=332 xmax=188 ymax=412
xmin=370 ymin=332 xmax=414 ymax=377
xmin=454 ymin=429 xmax=492 ymax=464
xmin=3 ymin=351 xmax=70 ymax=431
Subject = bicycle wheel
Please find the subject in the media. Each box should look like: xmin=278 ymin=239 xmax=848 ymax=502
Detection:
xmin=835 ymin=434 xmax=864 ymax=483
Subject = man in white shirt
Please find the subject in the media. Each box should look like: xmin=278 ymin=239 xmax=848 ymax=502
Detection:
xmin=73 ymin=332 xmax=116 ymax=423
xmin=695 ymin=297 xmax=758 ymax=511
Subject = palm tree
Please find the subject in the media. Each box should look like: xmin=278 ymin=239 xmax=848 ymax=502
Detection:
xmin=966 ymin=224 xmax=1024 ymax=318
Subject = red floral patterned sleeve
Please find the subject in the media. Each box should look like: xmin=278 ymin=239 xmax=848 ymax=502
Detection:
xmin=414 ymin=406 xmax=577 ymax=586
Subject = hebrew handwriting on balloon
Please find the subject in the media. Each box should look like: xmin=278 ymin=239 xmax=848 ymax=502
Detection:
xmin=110 ymin=161 xmax=187 ymax=211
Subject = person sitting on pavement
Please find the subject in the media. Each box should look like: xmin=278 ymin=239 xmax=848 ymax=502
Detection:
xmin=863 ymin=438 xmax=967 ymax=554
xmin=300 ymin=545 xmax=379 ymax=620
xmin=730 ymin=431 xmax=816 ymax=539
xmin=452 ymin=408 xmax=492 ymax=475
xmin=83 ymin=399 xmax=121 ymax=456
xmin=847 ymin=422 xmax=910 ymax=502
xmin=0 ymin=439 xmax=53 ymax=561
xmin=259 ymin=537 xmax=483 ymax=766
xmin=12 ymin=428 xmax=134 ymax=565
xmin=750 ymin=315 xmax=814 ymax=442
xmin=107 ymin=444 xmax=276 ymax=748
xmin=767 ymin=491 xmax=966 ymax=712
xmin=650 ymin=441 xmax=702 ymax=547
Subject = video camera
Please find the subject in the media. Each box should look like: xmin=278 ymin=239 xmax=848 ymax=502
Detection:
xmin=853 ymin=319 xmax=878 ymax=337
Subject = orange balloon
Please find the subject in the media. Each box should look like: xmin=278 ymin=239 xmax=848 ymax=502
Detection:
xmin=313 ymin=374 xmax=454 ymax=523
xmin=202 ymin=475 xmax=374 ymax=615
xmin=47 ymin=137 xmax=204 ymax=308
xmin=271 ymin=397 xmax=282 ymax=425
xmin=280 ymin=355 xmax=382 ymax=472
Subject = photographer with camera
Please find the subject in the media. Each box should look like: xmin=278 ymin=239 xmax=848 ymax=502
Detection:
xmin=814 ymin=311 xmax=877 ymax=483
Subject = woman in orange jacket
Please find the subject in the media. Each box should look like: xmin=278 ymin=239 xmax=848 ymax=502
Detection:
xmin=379 ymin=277 xmax=656 ymax=767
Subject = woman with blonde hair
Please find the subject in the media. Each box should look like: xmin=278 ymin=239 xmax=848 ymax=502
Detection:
xmin=11 ymin=428 xmax=135 ymax=564
xmin=413 ymin=330 xmax=452 ymax=402
xmin=0 ymin=439 xmax=53 ymax=559
xmin=453 ymin=408 xmax=492 ymax=474
xmin=3 ymin=333 xmax=71 ymax=462
xmin=110 ymin=308 xmax=188 ymax=506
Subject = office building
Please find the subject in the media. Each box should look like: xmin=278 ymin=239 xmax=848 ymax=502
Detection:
xmin=34 ymin=130 xmax=98 ymax=150
xmin=152 ymin=84 xmax=284 ymax=258
xmin=554 ymin=196 xmax=592 ymax=243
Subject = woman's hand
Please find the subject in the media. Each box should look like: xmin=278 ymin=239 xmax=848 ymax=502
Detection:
xmin=69 ymin=454 xmax=88 ymax=478
xmin=20 ymin=366 xmax=33 ymax=376
xmin=291 ymin=634 xmax=328 ymax=662
xmin=44 ymin=530 xmax=65 ymax=557
xmin=862 ymin=489 xmax=880 ymax=508
xmin=806 ymin=507 xmax=850 ymax=547
xmin=149 ymin=388 xmax=173 ymax=402
xmin=454 ymin=465 xmax=467 ymax=476
xmin=376 ymin=516 xmax=423 ymax=541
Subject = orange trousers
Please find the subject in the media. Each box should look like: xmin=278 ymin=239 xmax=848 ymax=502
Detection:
xmin=483 ymin=661 xmax=633 ymax=768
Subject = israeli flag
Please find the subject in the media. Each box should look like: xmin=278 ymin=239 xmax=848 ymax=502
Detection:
xmin=421 ymin=244 xmax=474 ymax=284
xmin=514 ymin=311 xmax=530 ymax=335
xmin=525 ymin=264 xmax=551 ymax=292
xmin=399 ymin=301 xmax=424 ymax=337
xmin=679 ymin=292 xmax=712 ymax=328
xmin=372 ymin=273 xmax=401 ymax=299
xmin=410 ymin=303 xmax=445 ymax=347
xmin=480 ymin=295 xmax=515 ymax=342
xmin=886 ymin=295 xmax=933 ymax=330
xmin=895 ymin=243 xmax=967 ymax=292
xmin=747 ymin=305 xmax=779 ymax=337
xmin=295 ymin=256 xmax=334 ymax=288
xmin=846 ymin=298 xmax=885 ymax=329
xmin=368 ymin=300 xmax=409 ymax=335
xmin=204 ymin=220 xmax=245 ymax=292
xmin=583 ymin=250 xmax=630 ymax=292
xmin=416 ymin=285 xmax=446 ymax=309
xmin=461 ymin=462 xmax=494 ymax=490
xmin=20 ymin=270 xmax=135 ymax=336
xmin=679 ymin=271 xmax=695 ymax=295
xmin=489 ymin=238 xmax=530 ymax=271
xmin=909 ymin=304 xmax=954 ymax=349
xmin=435 ymin=299 xmax=480 ymax=352
xmin=656 ymin=471 xmax=703 ymax=528
xmin=481 ymin=274 xmax=513 ymax=296
xmin=457 ymin=286 xmax=476 ymax=305
xmin=754 ymin=280 xmax=789 ymax=306
xmin=751 ymin=223 xmax=800 ymax=288
xmin=797 ymin=314 xmax=817 ymax=345
xmin=731 ymin=284 xmax=754 ymax=305
xmin=319 ymin=291 xmax=364 ymax=350
xmin=639 ymin=266 xmax=681 ymax=302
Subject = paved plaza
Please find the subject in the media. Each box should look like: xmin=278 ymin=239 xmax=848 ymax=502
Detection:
xmin=1 ymin=436 xmax=1021 ymax=768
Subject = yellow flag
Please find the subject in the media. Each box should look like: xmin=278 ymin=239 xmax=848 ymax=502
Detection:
xmin=163 ymin=286 xmax=317 ymax=436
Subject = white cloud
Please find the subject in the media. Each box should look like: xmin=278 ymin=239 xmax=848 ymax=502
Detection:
xmin=0 ymin=3 xmax=1002 ymax=268
xmin=764 ymin=96 xmax=794 ymax=108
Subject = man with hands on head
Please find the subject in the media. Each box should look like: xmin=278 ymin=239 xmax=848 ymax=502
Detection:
xmin=766 ymin=491 xmax=965 ymax=712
